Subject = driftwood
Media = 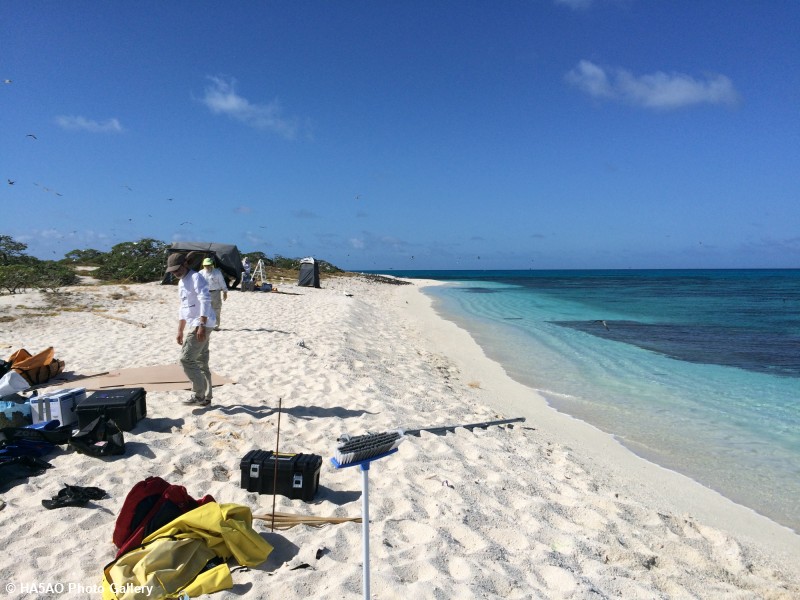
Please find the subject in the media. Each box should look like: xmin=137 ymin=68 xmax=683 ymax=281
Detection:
xmin=252 ymin=511 xmax=361 ymax=530
xmin=403 ymin=417 xmax=525 ymax=437
xmin=92 ymin=312 xmax=147 ymax=328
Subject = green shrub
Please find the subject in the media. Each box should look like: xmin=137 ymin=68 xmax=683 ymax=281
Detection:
xmin=0 ymin=264 xmax=36 ymax=293
xmin=34 ymin=262 xmax=79 ymax=292
xmin=94 ymin=238 xmax=168 ymax=283
xmin=63 ymin=248 xmax=105 ymax=266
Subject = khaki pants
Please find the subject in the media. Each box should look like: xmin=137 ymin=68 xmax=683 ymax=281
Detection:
xmin=209 ymin=290 xmax=223 ymax=328
xmin=180 ymin=328 xmax=212 ymax=400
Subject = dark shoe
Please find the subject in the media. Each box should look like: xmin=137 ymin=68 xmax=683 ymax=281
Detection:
xmin=42 ymin=484 xmax=107 ymax=509
xmin=183 ymin=396 xmax=204 ymax=405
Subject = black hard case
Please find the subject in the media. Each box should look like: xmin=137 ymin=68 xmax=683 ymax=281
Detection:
xmin=76 ymin=388 xmax=147 ymax=431
xmin=240 ymin=450 xmax=322 ymax=501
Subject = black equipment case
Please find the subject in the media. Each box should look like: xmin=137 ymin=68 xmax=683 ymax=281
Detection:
xmin=76 ymin=388 xmax=146 ymax=431
xmin=240 ymin=450 xmax=322 ymax=501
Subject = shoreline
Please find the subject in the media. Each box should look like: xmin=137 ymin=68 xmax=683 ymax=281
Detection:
xmin=1 ymin=277 xmax=798 ymax=598
xmin=397 ymin=279 xmax=800 ymax=562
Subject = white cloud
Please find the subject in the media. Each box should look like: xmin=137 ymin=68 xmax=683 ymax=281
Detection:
xmin=566 ymin=60 xmax=739 ymax=109
xmin=55 ymin=115 xmax=123 ymax=133
xmin=349 ymin=238 xmax=365 ymax=250
xmin=200 ymin=76 xmax=301 ymax=139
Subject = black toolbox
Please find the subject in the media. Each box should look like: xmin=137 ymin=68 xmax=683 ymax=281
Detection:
xmin=76 ymin=387 xmax=146 ymax=431
xmin=240 ymin=450 xmax=322 ymax=501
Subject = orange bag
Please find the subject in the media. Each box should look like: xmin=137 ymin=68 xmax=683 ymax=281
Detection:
xmin=8 ymin=347 xmax=65 ymax=386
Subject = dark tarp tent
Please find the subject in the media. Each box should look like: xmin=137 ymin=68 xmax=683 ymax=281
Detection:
xmin=162 ymin=241 xmax=244 ymax=288
xmin=298 ymin=257 xmax=320 ymax=288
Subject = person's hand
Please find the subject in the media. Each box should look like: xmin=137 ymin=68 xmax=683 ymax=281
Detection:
xmin=176 ymin=331 xmax=183 ymax=345
xmin=223 ymin=292 xmax=227 ymax=301
xmin=197 ymin=325 xmax=207 ymax=342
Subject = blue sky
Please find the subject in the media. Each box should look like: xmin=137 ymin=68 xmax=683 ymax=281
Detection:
xmin=2 ymin=1 xmax=799 ymax=270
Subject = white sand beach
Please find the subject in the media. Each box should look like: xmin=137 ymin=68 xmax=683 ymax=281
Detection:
xmin=1 ymin=275 xmax=799 ymax=599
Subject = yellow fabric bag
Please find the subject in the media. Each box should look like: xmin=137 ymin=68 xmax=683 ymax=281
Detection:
xmin=102 ymin=502 xmax=272 ymax=600
xmin=103 ymin=537 xmax=216 ymax=600
xmin=143 ymin=502 xmax=273 ymax=566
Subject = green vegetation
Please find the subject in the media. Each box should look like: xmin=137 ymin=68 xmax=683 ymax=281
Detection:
xmin=0 ymin=236 xmax=78 ymax=293
xmin=93 ymin=239 xmax=169 ymax=283
xmin=0 ymin=234 xmax=346 ymax=293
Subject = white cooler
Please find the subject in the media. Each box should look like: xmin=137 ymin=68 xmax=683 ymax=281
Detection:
xmin=29 ymin=388 xmax=86 ymax=427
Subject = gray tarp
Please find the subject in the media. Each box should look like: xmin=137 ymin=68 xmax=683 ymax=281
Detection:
xmin=298 ymin=257 xmax=320 ymax=288
xmin=163 ymin=241 xmax=244 ymax=288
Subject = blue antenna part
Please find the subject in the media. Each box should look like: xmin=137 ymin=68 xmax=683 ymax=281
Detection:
xmin=330 ymin=448 xmax=398 ymax=470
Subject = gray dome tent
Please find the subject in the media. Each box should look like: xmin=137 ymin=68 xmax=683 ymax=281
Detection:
xmin=162 ymin=241 xmax=245 ymax=289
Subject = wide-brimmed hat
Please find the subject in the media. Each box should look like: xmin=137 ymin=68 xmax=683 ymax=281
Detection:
xmin=202 ymin=257 xmax=214 ymax=266
xmin=165 ymin=252 xmax=187 ymax=273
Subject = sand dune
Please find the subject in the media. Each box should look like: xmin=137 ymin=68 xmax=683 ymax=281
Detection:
xmin=0 ymin=276 xmax=798 ymax=599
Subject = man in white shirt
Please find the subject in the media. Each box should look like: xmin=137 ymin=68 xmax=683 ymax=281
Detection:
xmin=165 ymin=252 xmax=217 ymax=406
xmin=200 ymin=257 xmax=228 ymax=330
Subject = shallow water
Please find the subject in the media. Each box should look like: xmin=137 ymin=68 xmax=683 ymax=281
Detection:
xmin=382 ymin=270 xmax=800 ymax=532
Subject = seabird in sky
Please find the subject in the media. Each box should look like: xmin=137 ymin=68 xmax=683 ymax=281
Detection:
xmin=26 ymin=134 xmax=37 ymax=140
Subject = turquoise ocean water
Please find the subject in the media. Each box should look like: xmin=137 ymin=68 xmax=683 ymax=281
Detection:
xmin=377 ymin=270 xmax=800 ymax=532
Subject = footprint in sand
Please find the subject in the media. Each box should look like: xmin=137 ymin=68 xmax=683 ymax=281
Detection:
xmin=447 ymin=555 xmax=472 ymax=580
xmin=538 ymin=565 xmax=578 ymax=595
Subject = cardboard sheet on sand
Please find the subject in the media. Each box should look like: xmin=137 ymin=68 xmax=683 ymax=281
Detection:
xmin=45 ymin=363 xmax=234 ymax=392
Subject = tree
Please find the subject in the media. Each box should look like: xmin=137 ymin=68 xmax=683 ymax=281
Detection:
xmin=0 ymin=235 xmax=29 ymax=265
xmin=34 ymin=262 xmax=79 ymax=292
xmin=241 ymin=251 xmax=273 ymax=266
xmin=94 ymin=238 xmax=168 ymax=283
xmin=272 ymin=254 xmax=301 ymax=270
xmin=64 ymin=248 xmax=105 ymax=265
xmin=0 ymin=264 xmax=35 ymax=293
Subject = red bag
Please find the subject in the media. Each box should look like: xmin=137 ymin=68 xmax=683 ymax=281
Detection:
xmin=112 ymin=476 xmax=214 ymax=557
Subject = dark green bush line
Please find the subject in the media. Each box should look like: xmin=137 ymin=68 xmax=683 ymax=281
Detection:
xmin=0 ymin=234 xmax=343 ymax=292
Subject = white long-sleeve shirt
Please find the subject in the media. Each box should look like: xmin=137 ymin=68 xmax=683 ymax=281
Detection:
xmin=200 ymin=267 xmax=228 ymax=292
xmin=178 ymin=270 xmax=217 ymax=328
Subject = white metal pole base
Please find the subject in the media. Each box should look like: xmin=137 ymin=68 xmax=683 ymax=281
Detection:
xmin=361 ymin=462 xmax=371 ymax=600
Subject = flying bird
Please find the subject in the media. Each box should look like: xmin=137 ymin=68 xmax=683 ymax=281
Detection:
xmin=26 ymin=134 xmax=37 ymax=140
xmin=180 ymin=221 xmax=192 ymax=226
xmin=593 ymin=320 xmax=610 ymax=331
xmin=3 ymin=79 xmax=11 ymax=84
xmin=7 ymin=179 xmax=14 ymax=185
